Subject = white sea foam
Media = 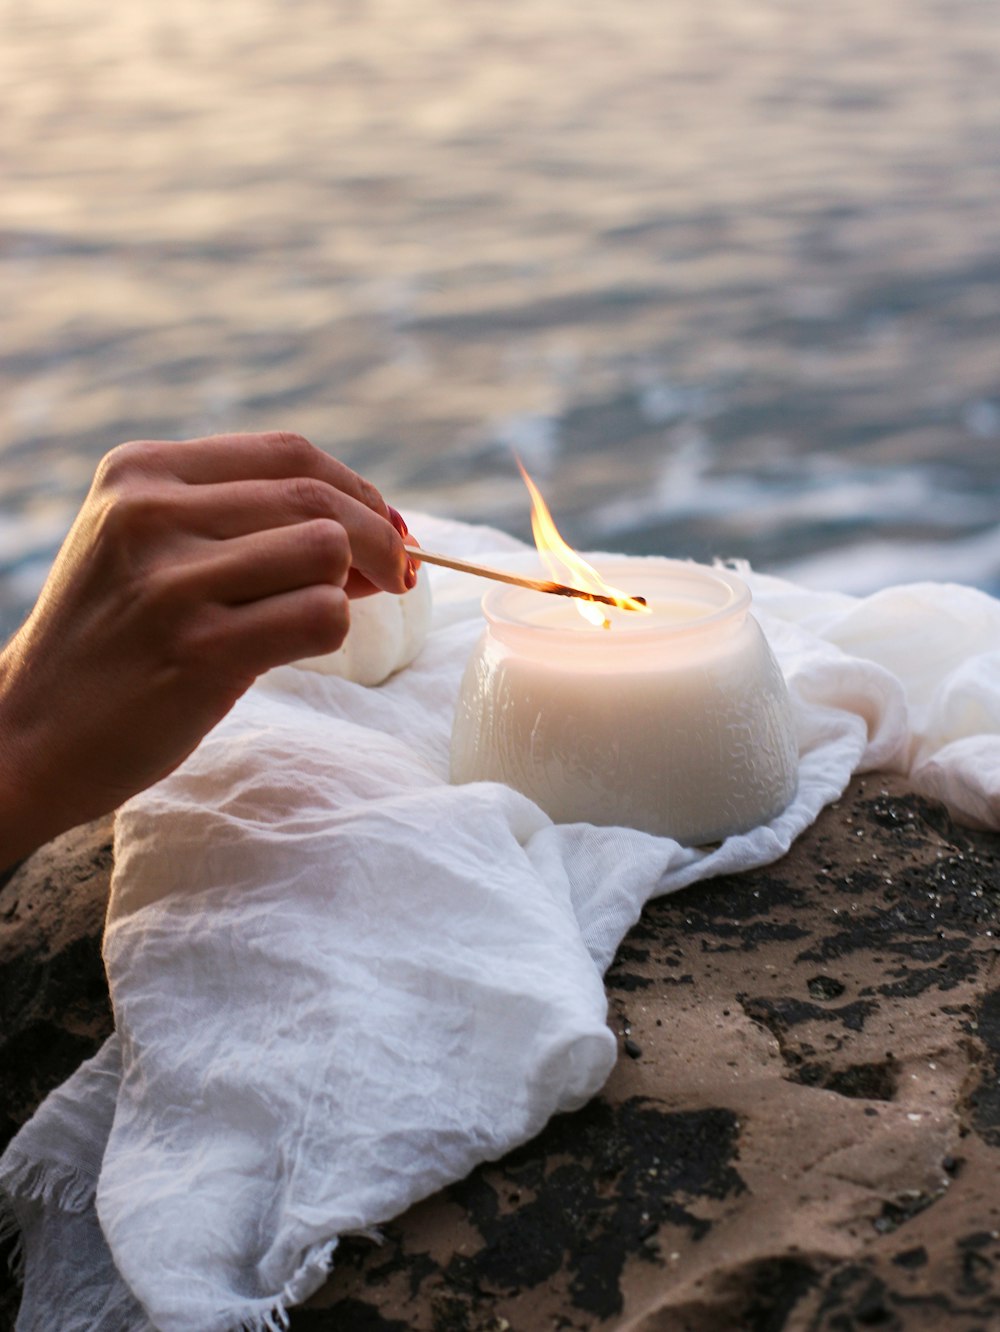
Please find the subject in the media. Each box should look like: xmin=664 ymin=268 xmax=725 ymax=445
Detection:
xmin=773 ymin=524 xmax=1000 ymax=597
xmin=591 ymin=430 xmax=995 ymax=534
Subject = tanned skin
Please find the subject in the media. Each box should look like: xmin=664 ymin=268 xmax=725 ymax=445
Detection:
xmin=0 ymin=431 xmax=418 ymax=866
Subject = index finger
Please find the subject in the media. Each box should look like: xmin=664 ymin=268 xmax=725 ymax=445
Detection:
xmin=152 ymin=432 xmax=390 ymax=520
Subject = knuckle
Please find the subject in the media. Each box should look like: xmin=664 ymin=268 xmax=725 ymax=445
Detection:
xmin=94 ymin=439 xmax=162 ymax=489
xmin=268 ymin=430 xmax=314 ymax=471
xmin=196 ymin=620 xmax=241 ymax=674
xmin=165 ymin=623 xmax=233 ymax=686
xmin=300 ymin=518 xmax=350 ymax=582
xmin=162 ymin=595 xmax=238 ymax=662
xmin=284 ymin=474 xmax=336 ymax=519
xmin=307 ymin=586 xmax=350 ymax=654
xmin=99 ymin=484 xmax=170 ymax=546
xmin=354 ymin=472 xmax=385 ymax=515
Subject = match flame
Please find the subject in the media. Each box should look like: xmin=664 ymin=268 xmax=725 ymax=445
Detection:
xmin=517 ymin=461 xmax=650 ymax=627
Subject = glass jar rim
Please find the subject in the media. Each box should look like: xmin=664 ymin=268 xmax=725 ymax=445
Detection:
xmin=480 ymin=557 xmax=752 ymax=642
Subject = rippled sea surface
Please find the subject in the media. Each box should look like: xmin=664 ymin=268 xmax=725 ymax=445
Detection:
xmin=2 ymin=0 xmax=999 ymax=639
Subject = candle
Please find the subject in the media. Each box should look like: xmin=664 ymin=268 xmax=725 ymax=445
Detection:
xmin=450 ymin=559 xmax=798 ymax=846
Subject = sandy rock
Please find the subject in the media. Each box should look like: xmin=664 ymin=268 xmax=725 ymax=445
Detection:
xmin=2 ymin=780 xmax=999 ymax=1331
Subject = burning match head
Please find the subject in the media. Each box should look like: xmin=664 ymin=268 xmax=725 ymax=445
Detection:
xmin=543 ymin=584 xmax=649 ymax=611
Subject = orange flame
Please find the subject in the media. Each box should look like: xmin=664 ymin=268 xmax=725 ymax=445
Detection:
xmin=517 ymin=461 xmax=649 ymax=627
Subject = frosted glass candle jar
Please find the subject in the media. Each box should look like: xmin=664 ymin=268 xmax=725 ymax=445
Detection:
xmin=450 ymin=559 xmax=798 ymax=845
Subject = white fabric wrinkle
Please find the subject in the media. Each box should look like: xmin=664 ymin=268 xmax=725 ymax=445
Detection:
xmin=913 ymin=734 xmax=1000 ymax=832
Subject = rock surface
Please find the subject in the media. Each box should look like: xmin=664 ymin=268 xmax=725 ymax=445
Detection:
xmin=2 ymin=777 xmax=1000 ymax=1331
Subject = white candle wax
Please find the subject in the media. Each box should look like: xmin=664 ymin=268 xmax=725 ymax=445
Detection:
xmin=450 ymin=559 xmax=798 ymax=845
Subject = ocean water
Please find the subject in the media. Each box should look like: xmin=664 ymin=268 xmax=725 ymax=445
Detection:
xmin=1 ymin=0 xmax=999 ymax=641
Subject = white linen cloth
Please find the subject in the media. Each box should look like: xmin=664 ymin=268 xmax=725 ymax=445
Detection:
xmin=2 ymin=514 xmax=999 ymax=1332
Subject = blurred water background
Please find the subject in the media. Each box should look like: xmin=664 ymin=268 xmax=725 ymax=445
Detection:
xmin=1 ymin=0 xmax=999 ymax=641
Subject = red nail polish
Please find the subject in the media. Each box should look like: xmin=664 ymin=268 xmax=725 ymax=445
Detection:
xmin=404 ymin=559 xmax=417 ymax=590
xmin=388 ymin=506 xmax=408 ymax=537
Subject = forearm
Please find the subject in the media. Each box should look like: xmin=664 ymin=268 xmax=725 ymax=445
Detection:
xmin=0 ymin=644 xmax=72 ymax=866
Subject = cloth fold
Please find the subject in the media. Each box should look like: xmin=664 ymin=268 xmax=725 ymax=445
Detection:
xmin=3 ymin=515 xmax=999 ymax=1332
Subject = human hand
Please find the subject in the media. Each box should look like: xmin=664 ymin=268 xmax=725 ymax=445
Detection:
xmin=0 ymin=432 xmax=416 ymax=863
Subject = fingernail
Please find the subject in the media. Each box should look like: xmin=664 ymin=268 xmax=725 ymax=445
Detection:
xmin=404 ymin=559 xmax=417 ymax=590
xmin=388 ymin=506 xmax=408 ymax=537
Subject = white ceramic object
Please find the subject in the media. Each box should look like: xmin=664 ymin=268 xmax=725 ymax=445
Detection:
xmin=450 ymin=559 xmax=798 ymax=845
xmin=294 ymin=573 xmax=432 ymax=685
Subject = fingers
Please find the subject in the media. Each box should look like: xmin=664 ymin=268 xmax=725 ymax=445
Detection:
xmin=174 ymin=479 xmax=409 ymax=594
xmin=99 ymin=436 xmax=411 ymax=597
xmin=388 ymin=504 xmax=422 ymax=579
xmin=188 ymin=520 xmax=352 ymax=606
xmin=165 ymin=478 xmax=347 ymax=540
xmin=130 ymin=432 xmax=389 ymax=520
xmin=223 ymin=585 xmax=351 ymax=673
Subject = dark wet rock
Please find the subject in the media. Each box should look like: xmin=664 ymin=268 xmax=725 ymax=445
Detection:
xmin=789 ymin=1058 xmax=899 ymax=1102
xmin=0 ymin=816 xmax=114 ymax=1326
xmin=740 ymin=992 xmax=879 ymax=1035
xmin=807 ymin=974 xmax=847 ymax=1001
xmin=3 ymin=778 xmax=1000 ymax=1331
xmin=0 ymin=818 xmax=114 ymax=1155
xmin=292 ymin=1301 xmax=412 ymax=1331
xmin=892 ymin=1247 xmax=928 ymax=1270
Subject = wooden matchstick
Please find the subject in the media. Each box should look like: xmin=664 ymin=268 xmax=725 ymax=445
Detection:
xmin=404 ymin=546 xmax=647 ymax=610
